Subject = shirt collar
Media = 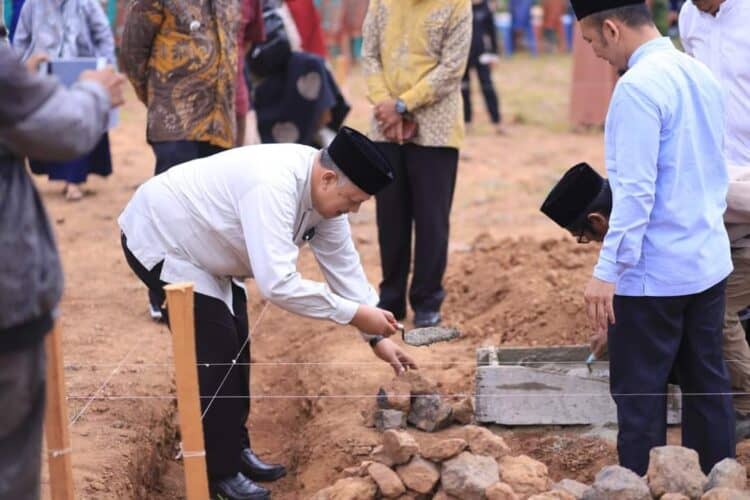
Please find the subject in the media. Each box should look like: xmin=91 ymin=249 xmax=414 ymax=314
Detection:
xmin=302 ymin=153 xmax=315 ymax=213
xmin=715 ymin=0 xmax=736 ymax=16
xmin=628 ymin=36 xmax=674 ymax=69
xmin=693 ymin=0 xmax=734 ymax=18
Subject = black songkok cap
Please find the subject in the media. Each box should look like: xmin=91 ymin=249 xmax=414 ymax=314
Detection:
xmin=540 ymin=162 xmax=605 ymax=229
xmin=327 ymin=126 xmax=394 ymax=195
xmin=570 ymin=0 xmax=645 ymax=20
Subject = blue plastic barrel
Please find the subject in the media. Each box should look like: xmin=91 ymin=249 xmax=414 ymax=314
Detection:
xmin=495 ymin=12 xmax=513 ymax=57
xmin=562 ymin=14 xmax=574 ymax=52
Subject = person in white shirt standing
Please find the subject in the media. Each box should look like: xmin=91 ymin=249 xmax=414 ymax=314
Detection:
xmin=119 ymin=126 xmax=417 ymax=500
xmin=680 ymin=0 xmax=750 ymax=440
xmin=680 ymin=0 xmax=750 ymax=167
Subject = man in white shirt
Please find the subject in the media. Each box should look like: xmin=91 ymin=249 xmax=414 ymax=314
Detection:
xmin=680 ymin=0 xmax=750 ymax=167
xmin=680 ymin=0 xmax=750 ymax=440
xmin=119 ymin=127 xmax=417 ymax=500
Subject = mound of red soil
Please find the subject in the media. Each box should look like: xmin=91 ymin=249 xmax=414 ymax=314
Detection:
xmin=443 ymin=234 xmax=599 ymax=348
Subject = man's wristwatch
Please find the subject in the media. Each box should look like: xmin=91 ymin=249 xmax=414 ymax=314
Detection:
xmin=395 ymin=98 xmax=407 ymax=115
xmin=368 ymin=335 xmax=385 ymax=348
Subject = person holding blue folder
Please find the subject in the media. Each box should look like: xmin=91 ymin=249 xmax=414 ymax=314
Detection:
xmin=12 ymin=0 xmax=116 ymax=201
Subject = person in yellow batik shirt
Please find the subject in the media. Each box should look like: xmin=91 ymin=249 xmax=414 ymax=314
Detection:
xmin=361 ymin=0 xmax=472 ymax=328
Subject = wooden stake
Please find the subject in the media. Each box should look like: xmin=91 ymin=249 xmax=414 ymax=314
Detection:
xmin=164 ymin=283 xmax=210 ymax=500
xmin=45 ymin=323 xmax=75 ymax=500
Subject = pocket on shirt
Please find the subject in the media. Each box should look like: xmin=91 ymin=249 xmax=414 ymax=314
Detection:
xmin=170 ymin=10 xmax=204 ymax=36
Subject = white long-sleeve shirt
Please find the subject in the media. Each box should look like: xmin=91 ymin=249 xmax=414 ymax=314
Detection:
xmin=118 ymin=144 xmax=378 ymax=322
xmin=679 ymin=0 xmax=750 ymax=166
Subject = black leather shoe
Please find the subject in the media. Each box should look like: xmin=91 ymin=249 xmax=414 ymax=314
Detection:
xmin=240 ymin=448 xmax=287 ymax=482
xmin=210 ymin=473 xmax=269 ymax=500
xmin=414 ymin=310 xmax=441 ymax=328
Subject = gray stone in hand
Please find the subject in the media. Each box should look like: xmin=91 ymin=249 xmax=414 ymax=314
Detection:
xmin=403 ymin=326 xmax=460 ymax=346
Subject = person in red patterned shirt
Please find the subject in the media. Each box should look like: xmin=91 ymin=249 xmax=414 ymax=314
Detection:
xmin=286 ymin=0 xmax=327 ymax=57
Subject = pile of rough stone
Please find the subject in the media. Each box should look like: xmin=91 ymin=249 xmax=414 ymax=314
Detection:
xmin=365 ymin=372 xmax=474 ymax=433
xmin=309 ymin=428 xmax=749 ymax=500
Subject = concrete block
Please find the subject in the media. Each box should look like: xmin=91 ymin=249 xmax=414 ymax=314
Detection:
xmin=475 ymin=346 xmax=681 ymax=426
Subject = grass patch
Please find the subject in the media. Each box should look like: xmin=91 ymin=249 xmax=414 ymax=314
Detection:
xmin=491 ymin=53 xmax=572 ymax=132
xmin=344 ymin=52 xmax=574 ymax=133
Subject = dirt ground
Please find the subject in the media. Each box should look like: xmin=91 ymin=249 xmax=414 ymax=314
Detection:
xmin=35 ymin=54 xmax=734 ymax=499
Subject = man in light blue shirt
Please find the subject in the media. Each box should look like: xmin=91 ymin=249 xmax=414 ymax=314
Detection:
xmin=571 ymin=0 xmax=735 ymax=476
xmin=594 ymin=37 xmax=731 ymax=296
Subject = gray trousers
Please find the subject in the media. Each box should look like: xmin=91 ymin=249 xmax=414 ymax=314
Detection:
xmin=0 ymin=340 xmax=45 ymax=500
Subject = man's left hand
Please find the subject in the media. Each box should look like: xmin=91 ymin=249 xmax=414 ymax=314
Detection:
xmin=372 ymin=338 xmax=418 ymax=375
xmin=583 ymin=277 xmax=616 ymax=335
xmin=374 ymin=99 xmax=401 ymax=131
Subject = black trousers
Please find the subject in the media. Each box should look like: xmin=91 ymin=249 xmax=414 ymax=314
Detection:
xmin=461 ymin=59 xmax=501 ymax=124
xmin=374 ymin=143 xmax=458 ymax=317
xmin=147 ymin=140 xmax=226 ymax=310
xmin=609 ymin=279 xmax=735 ymax=475
xmin=122 ymin=235 xmax=251 ymax=479
xmin=151 ymin=140 xmax=226 ymax=176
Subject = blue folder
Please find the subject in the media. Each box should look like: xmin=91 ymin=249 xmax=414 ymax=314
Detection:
xmin=44 ymin=57 xmax=119 ymax=128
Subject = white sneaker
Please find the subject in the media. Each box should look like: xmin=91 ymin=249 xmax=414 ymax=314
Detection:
xmin=149 ymin=303 xmax=163 ymax=321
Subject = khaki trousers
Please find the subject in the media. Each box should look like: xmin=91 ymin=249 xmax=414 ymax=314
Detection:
xmin=724 ymin=247 xmax=750 ymax=415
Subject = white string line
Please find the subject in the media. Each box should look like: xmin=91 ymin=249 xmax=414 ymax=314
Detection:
xmin=69 ymin=335 xmax=147 ymax=427
xmin=175 ymin=442 xmax=206 ymax=461
xmin=60 ymin=361 xmax=575 ymax=367
xmin=62 ymin=361 xmax=583 ymax=368
xmin=200 ymin=302 xmax=270 ymax=420
xmin=48 ymin=447 xmax=73 ymax=458
xmin=65 ymin=391 xmax=747 ymax=400
xmin=59 ymin=359 xmax=750 ymax=369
